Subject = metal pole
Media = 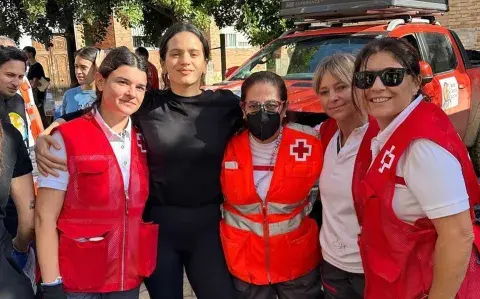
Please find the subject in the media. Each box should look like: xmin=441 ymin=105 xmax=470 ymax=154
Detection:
xmin=220 ymin=33 xmax=226 ymax=80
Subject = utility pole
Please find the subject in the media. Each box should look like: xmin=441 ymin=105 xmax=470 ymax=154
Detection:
xmin=220 ymin=33 xmax=226 ymax=80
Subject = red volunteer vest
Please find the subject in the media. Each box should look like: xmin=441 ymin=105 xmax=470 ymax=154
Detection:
xmin=221 ymin=124 xmax=323 ymax=285
xmin=319 ymin=118 xmax=338 ymax=156
xmin=55 ymin=115 xmax=158 ymax=293
xmin=353 ymin=101 xmax=480 ymax=299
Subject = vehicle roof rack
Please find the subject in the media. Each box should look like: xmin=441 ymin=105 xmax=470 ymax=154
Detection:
xmin=280 ymin=14 xmax=440 ymax=37
xmin=297 ymin=12 xmax=441 ymax=25
xmin=280 ymin=1 xmax=448 ymax=21
xmin=386 ymin=16 xmax=440 ymax=31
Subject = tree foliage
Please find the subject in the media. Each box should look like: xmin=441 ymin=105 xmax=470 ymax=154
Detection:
xmin=210 ymin=0 xmax=294 ymax=46
xmin=0 ymin=0 xmax=291 ymax=49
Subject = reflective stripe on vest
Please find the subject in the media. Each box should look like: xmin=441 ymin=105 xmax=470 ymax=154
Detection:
xmin=223 ymin=201 xmax=314 ymax=237
xmin=231 ymin=200 xmax=308 ymax=215
xmin=231 ymin=184 xmax=319 ymax=216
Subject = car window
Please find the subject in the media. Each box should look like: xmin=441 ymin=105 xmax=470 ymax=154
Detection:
xmin=230 ymin=35 xmax=377 ymax=81
xmin=422 ymin=32 xmax=457 ymax=74
xmin=401 ymin=34 xmax=421 ymax=56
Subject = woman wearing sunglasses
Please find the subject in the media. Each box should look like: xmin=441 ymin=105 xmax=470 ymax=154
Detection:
xmin=351 ymin=37 xmax=480 ymax=299
xmin=220 ymin=71 xmax=323 ymax=299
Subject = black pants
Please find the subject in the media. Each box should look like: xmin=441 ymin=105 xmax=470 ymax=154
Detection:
xmin=144 ymin=204 xmax=236 ymax=299
xmin=320 ymin=261 xmax=365 ymax=299
xmin=66 ymin=287 xmax=140 ymax=299
xmin=234 ymin=268 xmax=323 ymax=299
xmin=0 ymin=224 xmax=35 ymax=299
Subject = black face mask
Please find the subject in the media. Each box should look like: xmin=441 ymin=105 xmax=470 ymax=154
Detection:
xmin=246 ymin=110 xmax=281 ymax=141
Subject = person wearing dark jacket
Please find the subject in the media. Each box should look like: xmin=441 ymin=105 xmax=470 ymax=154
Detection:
xmin=0 ymin=45 xmax=36 ymax=299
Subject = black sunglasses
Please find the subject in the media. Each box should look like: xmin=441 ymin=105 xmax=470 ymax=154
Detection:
xmin=353 ymin=68 xmax=407 ymax=89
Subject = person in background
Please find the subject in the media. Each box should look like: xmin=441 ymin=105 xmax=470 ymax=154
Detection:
xmin=221 ymin=71 xmax=323 ymax=299
xmin=0 ymin=46 xmax=36 ymax=299
xmin=352 ymin=37 xmax=480 ymax=299
xmin=61 ymin=47 xmax=98 ymax=115
xmin=0 ymin=40 xmax=43 ymax=269
xmin=0 ymin=37 xmax=44 ymax=146
xmin=35 ymin=46 xmax=158 ymax=299
xmin=135 ymin=47 xmax=159 ymax=90
xmin=312 ymin=53 xmax=373 ymax=299
xmin=23 ymin=46 xmax=49 ymax=127
xmin=34 ymin=22 xmax=241 ymax=299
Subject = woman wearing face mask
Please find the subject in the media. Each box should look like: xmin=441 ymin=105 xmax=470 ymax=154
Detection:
xmin=34 ymin=23 xmax=241 ymax=299
xmin=352 ymin=37 xmax=480 ymax=299
xmin=35 ymin=47 xmax=158 ymax=299
xmin=61 ymin=47 xmax=98 ymax=115
xmin=312 ymin=53 xmax=378 ymax=299
xmin=221 ymin=71 xmax=323 ymax=299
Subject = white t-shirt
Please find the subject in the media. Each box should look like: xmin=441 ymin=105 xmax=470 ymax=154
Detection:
xmin=371 ymin=96 xmax=469 ymax=224
xmin=319 ymin=122 xmax=369 ymax=274
xmin=250 ymin=134 xmax=280 ymax=201
xmin=37 ymin=109 xmax=132 ymax=191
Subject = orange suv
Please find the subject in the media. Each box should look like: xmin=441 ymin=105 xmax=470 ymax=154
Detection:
xmin=207 ymin=1 xmax=480 ymax=172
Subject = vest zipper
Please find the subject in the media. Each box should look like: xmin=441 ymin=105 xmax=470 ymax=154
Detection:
xmin=121 ymin=190 xmax=129 ymax=290
xmin=262 ymin=202 xmax=271 ymax=283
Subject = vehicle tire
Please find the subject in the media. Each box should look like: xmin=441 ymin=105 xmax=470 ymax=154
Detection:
xmin=468 ymin=131 xmax=480 ymax=176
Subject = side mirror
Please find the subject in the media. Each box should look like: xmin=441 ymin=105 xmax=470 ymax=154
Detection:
xmin=225 ymin=66 xmax=239 ymax=79
xmin=419 ymin=61 xmax=434 ymax=85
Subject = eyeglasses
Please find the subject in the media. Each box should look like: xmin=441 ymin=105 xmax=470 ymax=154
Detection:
xmin=244 ymin=100 xmax=283 ymax=113
xmin=353 ymin=68 xmax=407 ymax=90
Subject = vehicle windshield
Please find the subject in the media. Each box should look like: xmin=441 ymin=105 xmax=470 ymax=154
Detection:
xmin=230 ymin=34 xmax=378 ymax=81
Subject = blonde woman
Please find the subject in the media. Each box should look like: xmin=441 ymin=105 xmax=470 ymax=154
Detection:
xmin=313 ymin=53 xmax=377 ymax=299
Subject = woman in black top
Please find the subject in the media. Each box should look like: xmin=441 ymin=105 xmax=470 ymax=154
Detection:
xmin=35 ymin=24 xmax=242 ymax=299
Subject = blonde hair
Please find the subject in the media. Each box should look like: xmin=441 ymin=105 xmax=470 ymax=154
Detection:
xmin=313 ymin=53 xmax=355 ymax=95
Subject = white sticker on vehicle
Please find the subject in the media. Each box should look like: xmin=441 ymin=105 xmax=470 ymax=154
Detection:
xmin=439 ymin=77 xmax=459 ymax=110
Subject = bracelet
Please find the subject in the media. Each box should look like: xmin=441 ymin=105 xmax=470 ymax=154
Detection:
xmin=12 ymin=238 xmax=29 ymax=253
xmin=41 ymin=276 xmax=63 ymax=286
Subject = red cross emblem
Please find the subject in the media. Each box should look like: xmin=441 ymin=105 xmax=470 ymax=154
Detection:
xmin=136 ymin=133 xmax=147 ymax=153
xmin=290 ymin=139 xmax=312 ymax=161
xmin=379 ymin=145 xmax=396 ymax=173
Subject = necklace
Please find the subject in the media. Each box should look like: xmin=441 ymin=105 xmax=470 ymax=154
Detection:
xmin=254 ymin=128 xmax=283 ymax=190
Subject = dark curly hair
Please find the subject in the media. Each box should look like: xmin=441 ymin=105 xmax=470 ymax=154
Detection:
xmin=0 ymin=46 xmax=27 ymax=69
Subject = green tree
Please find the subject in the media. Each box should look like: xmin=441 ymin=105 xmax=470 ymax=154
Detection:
xmin=0 ymin=0 xmax=291 ymax=85
xmin=209 ymin=0 xmax=294 ymax=47
xmin=0 ymin=0 xmax=220 ymax=85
